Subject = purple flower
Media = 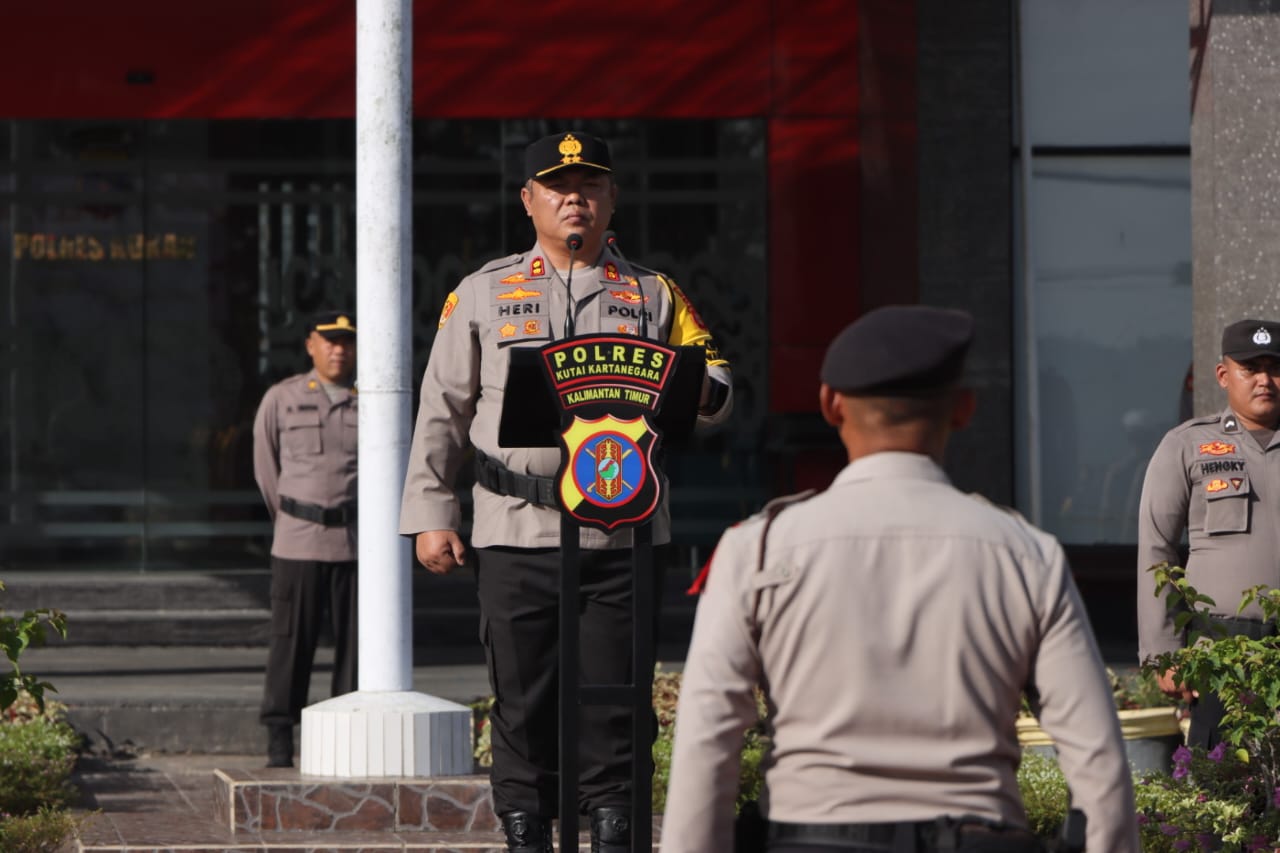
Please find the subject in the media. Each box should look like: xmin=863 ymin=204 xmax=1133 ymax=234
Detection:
xmin=1173 ymin=841 xmax=1191 ymax=851
xmin=1207 ymin=742 xmax=1227 ymax=762
xmin=1160 ymin=823 xmax=1179 ymax=836
xmin=1173 ymin=745 xmax=1193 ymax=766
xmin=1172 ymin=763 xmax=1189 ymax=781
xmin=1136 ymin=814 xmax=1149 ymax=826
xmin=1196 ymin=833 xmax=1217 ymax=851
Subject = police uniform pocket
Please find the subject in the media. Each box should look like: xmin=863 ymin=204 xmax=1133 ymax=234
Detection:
xmin=1204 ymin=475 xmax=1250 ymax=534
xmin=283 ymin=410 xmax=322 ymax=455
xmin=490 ymin=286 xmax=551 ymax=347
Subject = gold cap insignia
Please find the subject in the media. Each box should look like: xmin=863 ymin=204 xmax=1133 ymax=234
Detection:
xmin=558 ymin=133 xmax=584 ymax=166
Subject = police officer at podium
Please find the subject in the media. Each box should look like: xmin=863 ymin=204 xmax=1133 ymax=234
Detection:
xmin=252 ymin=311 xmax=359 ymax=768
xmin=400 ymin=132 xmax=733 ymax=852
xmin=661 ymin=306 xmax=1138 ymax=853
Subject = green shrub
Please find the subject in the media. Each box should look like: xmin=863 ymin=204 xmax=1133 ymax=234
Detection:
xmin=0 ymin=805 xmax=80 ymax=853
xmin=0 ymin=717 xmax=79 ymax=816
xmin=1016 ymin=750 xmax=1070 ymax=839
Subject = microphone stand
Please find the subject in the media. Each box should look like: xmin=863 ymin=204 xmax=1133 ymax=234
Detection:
xmin=563 ymin=233 xmax=582 ymax=339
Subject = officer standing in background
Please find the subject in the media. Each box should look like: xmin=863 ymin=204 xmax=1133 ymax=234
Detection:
xmin=252 ymin=311 xmax=359 ymax=768
xmin=662 ymin=306 xmax=1138 ymax=853
xmin=1138 ymin=318 xmax=1280 ymax=748
xmin=400 ymin=132 xmax=733 ymax=853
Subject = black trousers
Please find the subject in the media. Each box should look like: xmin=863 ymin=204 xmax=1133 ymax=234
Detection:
xmin=475 ymin=545 xmax=664 ymax=817
xmin=260 ymin=556 xmax=358 ymax=727
xmin=1187 ymin=615 xmax=1275 ymax=749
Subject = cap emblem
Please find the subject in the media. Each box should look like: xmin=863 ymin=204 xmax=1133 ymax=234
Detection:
xmin=558 ymin=133 xmax=584 ymax=166
xmin=1253 ymin=327 xmax=1272 ymax=346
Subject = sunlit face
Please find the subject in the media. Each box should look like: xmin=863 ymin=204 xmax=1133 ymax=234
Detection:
xmin=520 ymin=167 xmax=616 ymax=248
xmin=306 ymin=332 xmax=356 ymax=384
xmin=1216 ymin=355 xmax=1280 ymax=430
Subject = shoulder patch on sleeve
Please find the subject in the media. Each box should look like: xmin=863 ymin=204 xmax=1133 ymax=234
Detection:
xmin=476 ymin=253 xmax=523 ymax=274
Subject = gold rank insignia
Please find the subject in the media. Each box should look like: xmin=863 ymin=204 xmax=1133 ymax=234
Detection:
xmin=497 ymin=286 xmax=544 ymax=300
xmin=524 ymin=319 xmax=541 ymax=335
xmin=1198 ymin=441 xmax=1236 ymax=456
xmin=530 ymin=257 xmax=546 ymax=277
xmin=558 ymin=133 xmax=584 ymax=165
xmin=500 ymin=272 xmax=528 ymax=284
xmin=307 ymin=380 xmax=318 ymax=390
xmin=604 ymin=262 xmax=620 ymax=281
xmin=500 ymin=322 xmax=517 ymax=338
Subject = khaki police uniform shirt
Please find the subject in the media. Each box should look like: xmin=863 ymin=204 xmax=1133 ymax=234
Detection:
xmin=252 ymin=370 xmax=358 ymax=562
xmin=398 ymin=242 xmax=733 ymax=549
xmin=661 ymin=453 xmax=1139 ymax=853
xmin=1137 ymin=406 xmax=1280 ymax=661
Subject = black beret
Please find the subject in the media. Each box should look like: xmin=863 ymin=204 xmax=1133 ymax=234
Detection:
xmin=524 ymin=132 xmax=612 ymax=182
xmin=1221 ymin=318 xmax=1280 ymax=361
xmin=309 ymin=310 xmax=357 ymax=340
xmin=821 ymin=305 xmax=974 ymax=394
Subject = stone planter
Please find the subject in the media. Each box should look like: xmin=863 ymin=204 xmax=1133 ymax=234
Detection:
xmin=1017 ymin=708 xmax=1183 ymax=775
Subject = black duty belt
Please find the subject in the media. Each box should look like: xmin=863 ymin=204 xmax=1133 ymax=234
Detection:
xmin=474 ymin=448 xmax=557 ymax=508
xmin=279 ymin=496 xmax=357 ymax=527
xmin=766 ymin=819 xmax=1043 ymax=852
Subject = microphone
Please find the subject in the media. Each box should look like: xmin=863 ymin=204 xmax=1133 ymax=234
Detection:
xmin=603 ymin=231 xmax=648 ymax=339
xmin=563 ymin=233 xmax=583 ymax=338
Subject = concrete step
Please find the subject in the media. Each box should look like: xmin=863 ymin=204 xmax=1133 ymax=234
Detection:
xmin=0 ymin=568 xmax=697 ymax=651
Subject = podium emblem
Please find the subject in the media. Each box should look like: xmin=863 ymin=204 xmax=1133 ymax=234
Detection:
xmin=558 ymin=414 xmax=661 ymax=531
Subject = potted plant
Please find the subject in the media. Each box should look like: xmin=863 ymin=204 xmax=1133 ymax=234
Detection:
xmin=1016 ymin=667 xmax=1183 ymax=774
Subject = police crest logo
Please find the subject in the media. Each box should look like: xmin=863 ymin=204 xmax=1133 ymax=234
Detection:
xmin=1254 ymin=327 xmax=1273 ymax=346
xmin=558 ymin=133 xmax=584 ymax=166
xmin=557 ymin=415 xmax=661 ymax=531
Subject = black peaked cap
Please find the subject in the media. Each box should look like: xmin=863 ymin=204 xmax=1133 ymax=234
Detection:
xmin=1221 ymin=318 xmax=1280 ymax=361
xmin=821 ymin=305 xmax=974 ymax=394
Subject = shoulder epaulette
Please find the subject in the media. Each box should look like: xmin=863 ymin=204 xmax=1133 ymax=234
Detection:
xmin=756 ymin=489 xmax=818 ymax=523
xmin=476 ymin=253 xmax=523 ymax=274
xmin=1171 ymin=413 xmax=1222 ymax=433
xmin=686 ymin=489 xmax=817 ymax=596
xmin=966 ymin=491 xmax=1030 ymax=523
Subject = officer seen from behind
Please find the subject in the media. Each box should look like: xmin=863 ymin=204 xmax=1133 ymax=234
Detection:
xmin=1138 ymin=318 xmax=1280 ymax=748
xmin=252 ymin=311 xmax=359 ymax=768
xmin=661 ymin=306 xmax=1138 ymax=853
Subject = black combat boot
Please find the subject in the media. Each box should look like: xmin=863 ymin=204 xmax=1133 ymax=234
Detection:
xmin=266 ymin=724 xmax=294 ymax=768
xmin=590 ymin=807 xmax=631 ymax=853
xmin=500 ymin=810 xmax=554 ymax=853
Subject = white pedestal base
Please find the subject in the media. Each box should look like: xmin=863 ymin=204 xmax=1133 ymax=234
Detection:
xmin=300 ymin=691 xmax=473 ymax=778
